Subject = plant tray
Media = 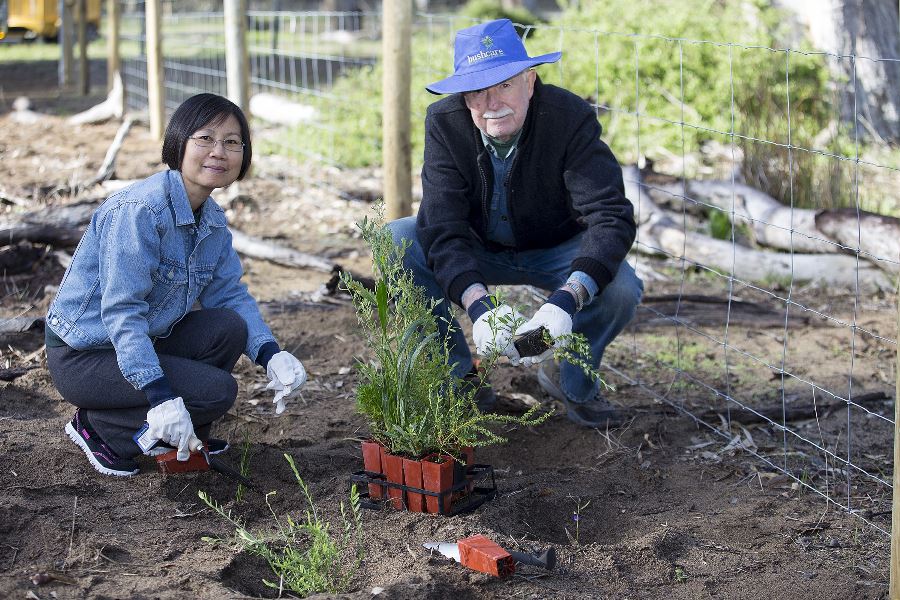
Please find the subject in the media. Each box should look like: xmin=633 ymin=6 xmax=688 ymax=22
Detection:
xmin=350 ymin=464 xmax=498 ymax=516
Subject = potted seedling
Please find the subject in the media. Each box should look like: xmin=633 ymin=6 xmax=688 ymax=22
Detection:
xmin=342 ymin=205 xmax=606 ymax=514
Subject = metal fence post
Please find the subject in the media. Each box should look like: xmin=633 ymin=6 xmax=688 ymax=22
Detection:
xmin=224 ymin=0 xmax=250 ymax=116
xmin=146 ymin=0 xmax=164 ymax=140
xmin=382 ymin=0 xmax=413 ymax=220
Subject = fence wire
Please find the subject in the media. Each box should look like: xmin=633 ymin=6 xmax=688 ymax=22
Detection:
xmin=118 ymin=7 xmax=900 ymax=537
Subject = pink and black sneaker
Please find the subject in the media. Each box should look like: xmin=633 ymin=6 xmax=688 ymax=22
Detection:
xmin=64 ymin=410 xmax=139 ymax=477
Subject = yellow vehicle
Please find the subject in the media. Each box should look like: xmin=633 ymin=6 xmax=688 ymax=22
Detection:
xmin=6 ymin=0 xmax=100 ymax=41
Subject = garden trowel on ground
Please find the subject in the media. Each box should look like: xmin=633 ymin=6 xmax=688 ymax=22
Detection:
xmin=423 ymin=534 xmax=556 ymax=578
xmin=154 ymin=443 xmax=258 ymax=491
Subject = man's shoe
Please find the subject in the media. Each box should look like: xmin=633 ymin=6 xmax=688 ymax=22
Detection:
xmin=537 ymin=362 xmax=626 ymax=428
xmin=146 ymin=438 xmax=229 ymax=457
xmin=64 ymin=410 xmax=139 ymax=477
xmin=463 ymin=368 xmax=497 ymax=412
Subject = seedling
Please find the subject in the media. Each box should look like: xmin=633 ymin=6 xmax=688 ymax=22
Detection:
xmin=234 ymin=435 xmax=252 ymax=504
xmin=200 ymin=454 xmax=363 ymax=596
xmin=565 ymin=496 xmax=591 ymax=546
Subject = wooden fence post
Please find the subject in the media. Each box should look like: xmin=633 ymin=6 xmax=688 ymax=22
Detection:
xmin=77 ymin=0 xmax=88 ymax=95
xmin=224 ymin=0 xmax=250 ymax=116
xmin=58 ymin=0 xmax=74 ymax=88
xmin=382 ymin=0 xmax=413 ymax=220
xmin=107 ymin=0 xmax=121 ymax=96
xmin=145 ymin=0 xmax=164 ymax=140
xmin=892 ymin=277 xmax=900 ymax=598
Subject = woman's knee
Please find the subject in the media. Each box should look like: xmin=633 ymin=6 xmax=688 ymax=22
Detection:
xmin=206 ymin=307 xmax=248 ymax=349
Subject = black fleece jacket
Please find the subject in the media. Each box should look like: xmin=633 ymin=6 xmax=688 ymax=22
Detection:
xmin=417 ymin=78 xmax=637 ymax=306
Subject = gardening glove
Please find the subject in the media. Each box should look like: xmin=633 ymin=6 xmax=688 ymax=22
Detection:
xmin=471 ymin=303 xmax=524 ymax=363
xmin=145 ymin=397 xmax=201 ymax=461
xmin=266 ymin=351 xmax=307 ymax=415
xmin=516 ymin=302 xmax=573 ymax=366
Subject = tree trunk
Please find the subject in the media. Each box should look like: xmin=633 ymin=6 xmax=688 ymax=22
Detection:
xmin=776 ymin=0 xmax=900 ymax=143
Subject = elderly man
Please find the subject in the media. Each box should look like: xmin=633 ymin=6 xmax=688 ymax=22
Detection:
xmin=388 ymin=19 xmax=642 ymax=427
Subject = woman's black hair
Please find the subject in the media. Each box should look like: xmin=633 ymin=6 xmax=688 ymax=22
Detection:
xmin=161 ymin=93 xmax=252 ymax=180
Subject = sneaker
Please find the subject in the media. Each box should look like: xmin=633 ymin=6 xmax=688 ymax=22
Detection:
xmin=463 ymin=368 xmax=497 ymax=412
xmin=537 ymin=362 xmax=626 ymax=428
xmin=146 ymin=438 xmax=229 ymax=457
xmin=64 ymin=410 xmax=139 ymax=477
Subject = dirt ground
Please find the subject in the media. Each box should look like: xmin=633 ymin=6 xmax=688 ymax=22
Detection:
xmin=0 ymin=59 xmax=894 ymax=599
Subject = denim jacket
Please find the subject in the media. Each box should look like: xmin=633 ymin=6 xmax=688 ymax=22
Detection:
xmin=46 ymin=170 xmax=276 ymax=390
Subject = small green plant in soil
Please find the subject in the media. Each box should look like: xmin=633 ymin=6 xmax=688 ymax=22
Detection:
xmin=565 ymin=496 xmax=592 ymax=546
xmin=234 ymin=435 xmax=252 ymax=504
xmin=199 ymin=454 xmax=363 ymax=596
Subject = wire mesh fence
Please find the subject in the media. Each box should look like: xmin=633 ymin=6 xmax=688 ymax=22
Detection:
xmin=117 ymin=6 xmax=900 ymax=538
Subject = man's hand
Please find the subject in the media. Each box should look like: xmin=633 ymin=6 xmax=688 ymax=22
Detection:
xmin=266 ymin=351 xmax=307 ymax=415
xmin=472 ymin=303 xmax=524 ymax=363
xmin=516 ymin=303 xmax=573 ymax=365
xmin=145 ymin=397 xmax=201 ymax=461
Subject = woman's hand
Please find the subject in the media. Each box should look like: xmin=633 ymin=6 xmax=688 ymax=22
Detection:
xmin=145 ymin=397 xmax=201 ymax=461
xmin=266 ymin=351 xmax=307 ymax=415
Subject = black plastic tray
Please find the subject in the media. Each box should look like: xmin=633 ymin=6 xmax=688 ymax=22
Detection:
xmin=350 ymin=464 xmax=498 ymax=516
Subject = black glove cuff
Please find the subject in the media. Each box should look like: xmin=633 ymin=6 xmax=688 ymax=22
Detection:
xmin=256 ymin=341 xmax=281 ymax=369
xmin=466 ymin=294 xmax=498 ymax=322
xmin=547 ymin=289 xmax=577 ymax=316
xmin=144 ymin=376 xmax=176 ymax=408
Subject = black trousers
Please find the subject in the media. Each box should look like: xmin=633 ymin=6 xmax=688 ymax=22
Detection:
xmin=47 ymin=308 xmax=248 ymax=458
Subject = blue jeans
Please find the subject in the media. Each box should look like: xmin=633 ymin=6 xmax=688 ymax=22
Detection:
xmin=388 ymin=217 xmax=643 ymax=404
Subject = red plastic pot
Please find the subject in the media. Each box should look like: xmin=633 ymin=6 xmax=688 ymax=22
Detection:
xmin=380 ymin=446 xmax=405 ymax=510
xmin=402 ymin=457 xmax=425 ymax=513
xmin=422 ymin=454 xmax=455 ymax=514
xmin=361 ymin=440 xmax=383 ymax=500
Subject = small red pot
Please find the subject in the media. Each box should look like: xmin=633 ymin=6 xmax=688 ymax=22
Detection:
xmin=402 ymin=457 xmax=425 ymax=513
xmin=422 ymin=454 xmax=455 ymax=514
xmin=380 ymin=446 xmax=405 ymax=510
xmin=361 ymin=440 xmax=383 ymax=499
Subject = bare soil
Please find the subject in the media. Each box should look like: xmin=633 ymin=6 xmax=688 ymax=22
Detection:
xmin=0 ymin=59 xmax=892 ymax=599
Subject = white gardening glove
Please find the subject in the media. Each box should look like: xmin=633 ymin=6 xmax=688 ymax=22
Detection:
xmin=145 ymin=397 xmax=201 ymax=461
xmin=471 ymin=304 xmax=524 ymax=364
xmin=516 ymin=303 xmax=574 ymax=366
xmin=266 ymin=351 xmax=307 ymax=415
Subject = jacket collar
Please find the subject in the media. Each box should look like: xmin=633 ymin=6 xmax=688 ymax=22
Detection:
xmin=165 ymin=170 xmax=226 ymax=228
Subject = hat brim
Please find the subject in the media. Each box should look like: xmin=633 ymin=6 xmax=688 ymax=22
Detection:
xmin=425 ymin=52 xmax=561 ymax=95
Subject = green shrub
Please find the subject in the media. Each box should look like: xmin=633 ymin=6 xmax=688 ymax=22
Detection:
xmin=459 ymin=0 xmax=542 ymax=29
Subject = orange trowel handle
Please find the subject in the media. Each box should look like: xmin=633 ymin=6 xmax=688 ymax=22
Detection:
xmin=457 ymin=534 xmax=516 ymax=578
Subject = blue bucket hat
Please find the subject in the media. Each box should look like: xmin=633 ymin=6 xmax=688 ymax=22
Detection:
xmin=426 ymin=19 xmax=561 ymax=95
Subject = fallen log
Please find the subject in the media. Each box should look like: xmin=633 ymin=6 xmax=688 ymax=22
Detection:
xmin=67 ymin=72 xmax=125 ymax=125
xmin=80 ymin=116 xmax=134 ymax=190
xmin=815 ymin=208 xmax=900 ymax=274
xmin=701 ymin=390 xmax=890 ymax=425
xmin=0 ymin=367 xmax=37 ymax=382
xmin=632 ymin=294 xmax=812 ymax=329
xmin=229 ymin=229 xmax=334 ymax=273
xmin=622 ymin=167 xmax=894 ymax=291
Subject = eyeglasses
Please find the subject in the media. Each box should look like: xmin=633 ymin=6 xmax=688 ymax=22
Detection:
xmin=189 ymin=135 xmax=245 ymax=152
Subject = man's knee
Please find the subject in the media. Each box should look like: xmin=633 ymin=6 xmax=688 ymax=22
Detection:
xmin=386 ymin=216 xmax=417 ymax=247
xmin=593 ymin=264 xmax=643 ymax=320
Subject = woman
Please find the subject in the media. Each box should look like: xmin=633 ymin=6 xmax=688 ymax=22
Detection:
xmin=46 ymin=93 xmax=305 ymax=477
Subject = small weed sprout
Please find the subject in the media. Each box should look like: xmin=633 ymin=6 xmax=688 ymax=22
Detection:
xmin=199 ymin=454 xmax=363 ymax=596
xmin=565 ymin=496 xmax=591 ymax=546
xmin=234 ymin=435 xmax=252 ymax=504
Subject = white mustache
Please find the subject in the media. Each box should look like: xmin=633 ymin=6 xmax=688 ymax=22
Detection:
xmin=482 ymin=109 xmax=513 ymax=119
